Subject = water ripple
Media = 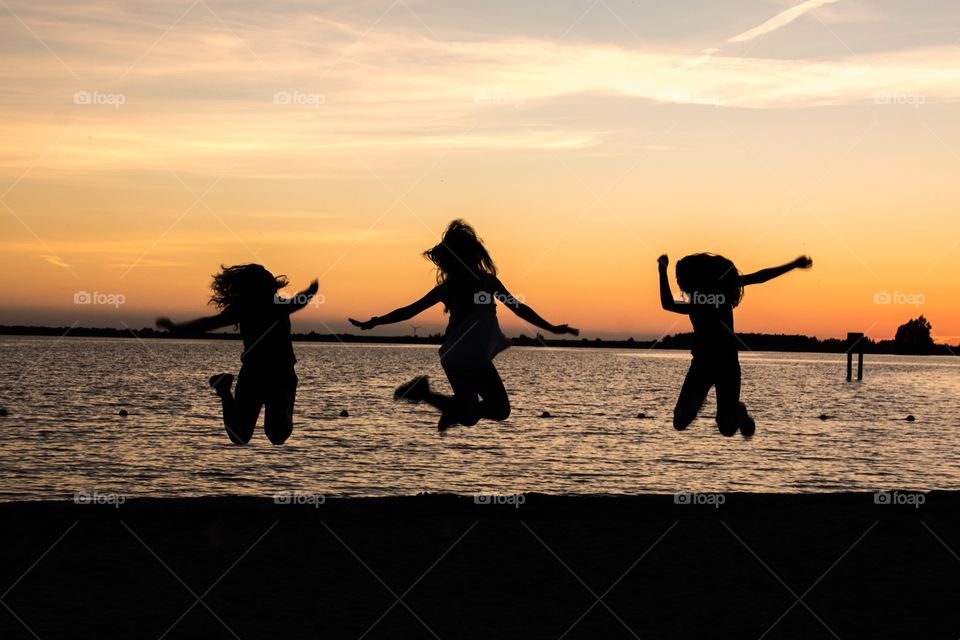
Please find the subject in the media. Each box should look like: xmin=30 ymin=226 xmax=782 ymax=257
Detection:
xmin=0 ymin=338 xmax=958 ymax=499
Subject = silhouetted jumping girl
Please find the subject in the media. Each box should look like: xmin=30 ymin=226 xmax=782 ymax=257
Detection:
xmin=157 ymin=264 xmax=318 ymax=445
xmin=658 ymin=253 xmax=812 ymax=437
xmin=350 ymin=220 xmax=579 ymax=431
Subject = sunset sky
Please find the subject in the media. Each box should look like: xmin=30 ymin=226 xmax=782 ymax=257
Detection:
xmin=2 ymin=0 xmax=959 ymax=341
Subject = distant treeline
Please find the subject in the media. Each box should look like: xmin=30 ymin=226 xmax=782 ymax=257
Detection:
xmin=515 ymin=332 xmax=958 ymax=355
xmin=2 ymin=324 xmax=956 ymax=356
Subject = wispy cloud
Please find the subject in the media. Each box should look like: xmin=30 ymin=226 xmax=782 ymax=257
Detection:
xmin=728 ymin=0 xmax=842 ymax=44
xmin=41 ymin=254 xmax=71 ymax=269
xmin=3 ymin=0 xmax=960 ymax=187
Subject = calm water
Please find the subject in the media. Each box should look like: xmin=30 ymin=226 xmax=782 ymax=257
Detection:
xmin=0 ymin=336 xmax=958 ymax=501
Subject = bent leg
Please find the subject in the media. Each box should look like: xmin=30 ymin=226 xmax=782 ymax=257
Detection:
xmin=443 ymin=367 xmax=482 ymax=427
xmin=264 ymin=369 xmax=298 ymax=446
xmin=737 ymin=402 xmax=756 ymax=437
xmin=475 ymin=363 xmax=511 ymax=422
xmin=220 ymin=368 xmax=262 ymax=445
xmin=673 ymin=360 xmax=712 ymax=431
xmin=714 ymin=360 xmax=743 ymax=438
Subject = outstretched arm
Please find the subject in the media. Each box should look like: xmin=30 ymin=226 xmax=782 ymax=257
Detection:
xmin=738 ymin=256 xmax=813 ymax=286
xmin=282 ymin=279 xmax=319 ymax=314
xmin=492 ymin=278 xmax=579 ymax=336
xmin=156 ymin=311 xmax=236 ymax=334
xmin=658 ymin=255 xmax=690 ymax=315
xmin=349 ymin=286 xmax=444 ymax=330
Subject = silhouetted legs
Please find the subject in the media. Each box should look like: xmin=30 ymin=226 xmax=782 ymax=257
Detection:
xmin=444 ymin=363 xmax=511 ymax=426
xmin=713 ymin=362 xmax=743 ymax=437
xmin=673 ymin=358 xmax=750 ymax=437
xmin=398 ymin=364 xmax=510 ymax=430
xmin=213 ymin=366 xmax=297 ymax=445
xmin=263 ymin=368 xmax=298 ymax=445
xmin=673 ymin=361 xmax=712 ymax=431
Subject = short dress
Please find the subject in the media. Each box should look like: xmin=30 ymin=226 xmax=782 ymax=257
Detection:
xmin=438 ymin=278 xmax=511 ymax=371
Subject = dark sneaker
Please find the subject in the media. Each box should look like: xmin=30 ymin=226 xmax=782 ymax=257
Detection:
xmin=395 ymin=376 xmax=430 ymax=403
xmin=209 ymin=373 xmax=234 ymax=397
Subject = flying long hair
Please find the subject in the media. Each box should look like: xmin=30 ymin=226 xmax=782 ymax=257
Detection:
xmin=675 ymin=253 xmax=743 ymax=308
xmin=209 ymin=264 xmax=288 ymax=311
xmin=423 ymin=220 xmax=497 ymax=284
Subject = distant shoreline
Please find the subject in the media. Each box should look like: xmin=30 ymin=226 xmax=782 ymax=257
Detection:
xmin=1 ymin=325 xmax=957 ymax=355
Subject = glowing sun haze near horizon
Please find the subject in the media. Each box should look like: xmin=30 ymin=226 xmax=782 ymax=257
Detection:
xmin=1 ymin=0 xmax=959 ymax=342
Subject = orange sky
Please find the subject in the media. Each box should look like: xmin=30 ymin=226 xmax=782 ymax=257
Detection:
xmin=2 ymin=1 xmax=959 ymax=341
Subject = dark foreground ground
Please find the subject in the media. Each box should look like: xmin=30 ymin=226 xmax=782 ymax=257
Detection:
xmin=1 ymin=493 xmax=958 ymax=639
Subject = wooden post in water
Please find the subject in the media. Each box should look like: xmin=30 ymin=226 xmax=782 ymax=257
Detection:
xmin=846 ymin=332 xmax=865 ymax=381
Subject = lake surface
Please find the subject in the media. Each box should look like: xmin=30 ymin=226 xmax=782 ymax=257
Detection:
xmin=0 ymin=336 xmax=958 ymax=501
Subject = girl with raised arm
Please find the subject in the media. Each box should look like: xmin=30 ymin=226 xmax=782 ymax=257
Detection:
xmin=157 ymin=264 xmax=318 ymax=445
xmin=351 ymin=220 xmax=579 ymax=432
xmin=658 ymin=253 xmax=812 ymax=437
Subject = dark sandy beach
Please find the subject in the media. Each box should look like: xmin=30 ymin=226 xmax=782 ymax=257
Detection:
xmin=1 ymin=493 xmax=958 ymax=639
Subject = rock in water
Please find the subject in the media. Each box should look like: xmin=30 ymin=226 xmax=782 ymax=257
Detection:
xmin=819 ymin=414 xmax=830 ymax=421
xmin=906 ymin=415 xmax=916 ymax=422
xmin=637 ymin=412 xmax=649 ymax=419
xmin=340 ymin=410 xmax=350 ymax=418
xmin=118 ymin=409 xmax=129 ymax=417
xmin=0 ymin=407 xmax=8 ymax=417
xmin=540 ymin=411 xmax=552 ymax=419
